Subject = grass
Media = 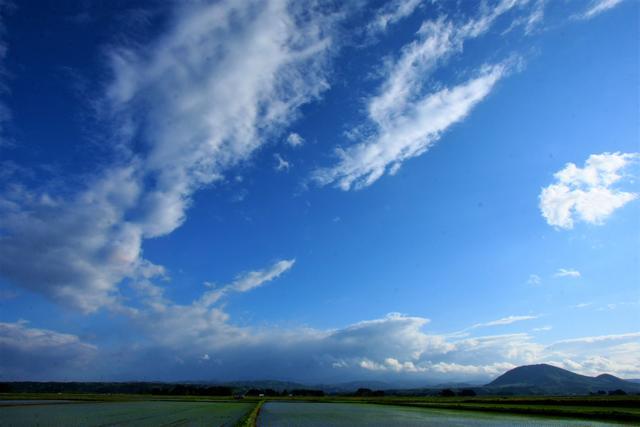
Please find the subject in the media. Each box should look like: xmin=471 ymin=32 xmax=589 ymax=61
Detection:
xmin=235 ymin=399 xmax=264 ymax=427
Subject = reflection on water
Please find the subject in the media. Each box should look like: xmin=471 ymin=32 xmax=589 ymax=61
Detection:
xmin=258 ymin=402 xmax=618 ymax=427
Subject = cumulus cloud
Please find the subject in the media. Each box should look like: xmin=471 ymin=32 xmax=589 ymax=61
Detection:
xmin=0 ymin=166 xmax=160 ymax=311
xmin=539 ymin=152 xmax=638 ymax=229
xmin=287 ymin=132 xmax=305 ymax=147
xmin=0 ymin=0 xmax=337 ymax=311
xmin=554 ymin=268 xmax=581 ymax=278
xmin=547 ymin=332 xmax=640 ymax=378
xmin=314 ymin=2 xmax=525 ymax=190
xmin=577 ymin=0 xmax=624 ymax=20
xmin=5 ymin=309 xmax=639 ymax=381
xmin=0 ymin=321 xmax=97 ymax=380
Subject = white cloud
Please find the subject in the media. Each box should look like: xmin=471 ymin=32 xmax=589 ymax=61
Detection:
xmin=0 ymin=0 xmax=336 ymax=311
xmin=287 ymin=132 xmax=305 ymax=147
xmin=577 ymin=0 xmax=624 ymax=20
xmin=274 ymin=153 xmax=291 ymax=172
xmin=5 ymin=308 xmax=640 ymax=381
xmin=532 ymin=326 xmax=552 ymax=332
xmin=471 ymin=315 xmax=538 ymax=329
xmin=550 ymin=332 xmax=640 ymax=346
xmin=314 ymin=2 xmax=524 ymax=190
xmin=527 ymin=274 xmax=542 ymax=285
xmin=554 ymin=268 xmax=581 ymax=278
xmin=540 ymin=152 xmax=638 ymax=229
xmin=199 ymin=259 xmax=295 ymax=307
xmin=367 ymin=0 xmax=423 ymax=35
xmin=0 ymin=321 xmax=96 ymax=380
xmin=572 ymin=302 xmax=593 ymax=309
xmin=315 ymin=62 xmax=511 ymax=190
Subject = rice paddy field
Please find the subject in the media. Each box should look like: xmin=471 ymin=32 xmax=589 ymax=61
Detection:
xmin=1 ymin=396 xmax=638 ymax=426
xmin=0 ymin=400 xmax=253 ymax=426
xmin=256 ymin=401 xmax=622 ymax=427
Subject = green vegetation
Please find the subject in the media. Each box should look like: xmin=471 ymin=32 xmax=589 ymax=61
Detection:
xmin=235 ymin=400 xmax=264 ymax=427
xmin=0 ymin=401 xmax=254 ymax=427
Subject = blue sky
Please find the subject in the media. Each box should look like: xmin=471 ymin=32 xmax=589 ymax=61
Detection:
xmin=0 ymin=0 xmax=638 ymax=383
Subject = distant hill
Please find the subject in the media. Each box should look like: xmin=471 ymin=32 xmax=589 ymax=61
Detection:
xmin=219 ymin=380 xmax=308 ymax=392
xmin=317 ymin=381 xmax=392 ymax=393
xmin=486 ymin=364 xmax=640 ymax=395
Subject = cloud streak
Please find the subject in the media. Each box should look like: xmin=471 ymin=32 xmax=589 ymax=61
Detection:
xmin=199 ymin=259 xmax=295 ymax=307
xmin=471 ymin=315 xmax=539 ymax=329
xmin=577 ymin=0 xmax=624 ymax=20
xmin=554 ymin=268 xmax=581 ymax=278
xmin=314 ymin=2 xmax=526 ymax=190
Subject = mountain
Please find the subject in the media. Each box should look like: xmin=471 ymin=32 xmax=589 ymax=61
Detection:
xmin=486 ymin=364 xmax=640 ymax=395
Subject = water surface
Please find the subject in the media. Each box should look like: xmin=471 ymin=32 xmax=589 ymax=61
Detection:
xmin=257 ymin=402 xmax=618 ymax=426
xmin=0 ymin=401 xmax=253 ymax=426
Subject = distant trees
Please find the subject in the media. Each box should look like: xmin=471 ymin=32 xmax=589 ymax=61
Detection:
xmin=245 ymin=388 xmax=324 ymax=397
xmin=0 ymin=382 xmax=233 ymax=396
xmin=608 ymin=389 xmax=627 ymax=396
xmin=439 ymin=389 xmax=456 ymax=397
xmin=290 ymin=389 xmax=325 ymax=397
xmin=354 ymin=388 xmax=384 ymax=397
xmin=458 ymin=389 xmax=477 ymax=397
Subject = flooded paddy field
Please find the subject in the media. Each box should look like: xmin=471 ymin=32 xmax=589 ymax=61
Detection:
xmin=0 ymin=400 xmax=253 ymax=426
xmin=257 ymin=401 xmax=622 ymax=426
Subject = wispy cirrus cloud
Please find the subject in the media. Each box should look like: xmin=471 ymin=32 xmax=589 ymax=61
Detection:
xmin=366 ymin=0 xmax=423 ymax=35
xmin=314 ymin=1 xmax=527 ymax=190
xmin=471 ymin=315 xmax=539 ymax=329
xmin=576 ymin=0 xmax=624 ymax=20
xmin=554 ymin=268 xmax=581 ymax=278
xmin=199 ymin=259 xmax=295 ymax=307
xmin=539 ymin=152 xmax=638 ymax=229
xmin=314 ymin=62 xmax=513 ymax=190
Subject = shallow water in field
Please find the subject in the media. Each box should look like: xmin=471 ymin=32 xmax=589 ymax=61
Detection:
xmin=257 ymin=402 xmax=618 ymax=426
xmin=0 ymin=401 xmax=253 ymax=426
xmin=0 ymin=400 xmax=73 ymax=406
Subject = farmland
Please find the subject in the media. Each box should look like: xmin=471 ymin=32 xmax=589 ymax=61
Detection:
xmin=1 ymin=394 xmax=639 ymax=426
xmin=257 ymin=401 xmax=620 ymax=426
xmin=0 ymin=400 xmax=253 ymax=426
